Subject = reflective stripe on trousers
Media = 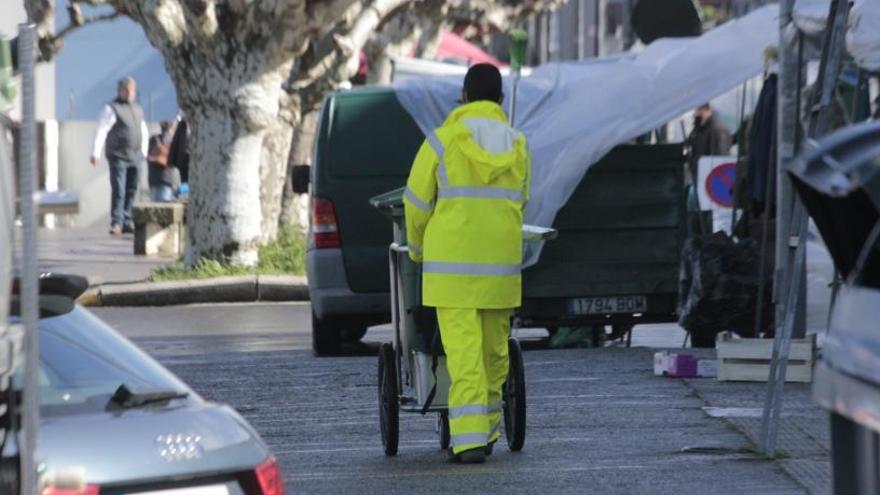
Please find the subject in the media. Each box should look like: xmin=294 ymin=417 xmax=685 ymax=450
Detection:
xmin=448 ymin=402 xmax=502 ymax=420
xmin=451 ymin=432 xmax=488 ymax=449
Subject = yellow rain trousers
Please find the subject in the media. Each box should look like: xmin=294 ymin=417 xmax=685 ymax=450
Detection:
xmin=403 ymin=100 xmax=530 ymax=454
xmin=437 ymin=308 xmax=511 ymax=452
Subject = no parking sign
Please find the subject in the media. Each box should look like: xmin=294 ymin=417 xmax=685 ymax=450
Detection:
xmin=697 ymin=156 xmax=738 ymax=233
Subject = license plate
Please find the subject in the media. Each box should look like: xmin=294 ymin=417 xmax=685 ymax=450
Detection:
xmin=568 ymin=296 xmax=647 ymax=315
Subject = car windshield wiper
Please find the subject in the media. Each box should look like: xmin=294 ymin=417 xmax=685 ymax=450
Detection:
xmin=106 ymin=383 xmax=189 ymax=410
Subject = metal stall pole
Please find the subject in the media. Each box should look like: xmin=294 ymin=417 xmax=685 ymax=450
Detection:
xmin=729 ymin=81 xmax=749 ymax=235
xmin=508 ymin=30 xmax=529 ymax=127
xmin=760 ymin=0 xmax=850 ymax=456
xmin=16 ymin=24 xmax=40 ymax=495
xmin=772 ymin=0 xmax=807 ymax=342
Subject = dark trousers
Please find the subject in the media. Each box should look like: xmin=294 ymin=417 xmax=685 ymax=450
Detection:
xmin=109 ymin=158 xmax=139 ymax=228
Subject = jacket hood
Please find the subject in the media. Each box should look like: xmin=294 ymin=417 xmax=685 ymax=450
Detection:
xmin=443 ymin=101 xmax=523 ymax=184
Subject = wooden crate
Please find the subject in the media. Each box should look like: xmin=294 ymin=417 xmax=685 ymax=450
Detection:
xmin=716 ymin=333 xmax=816 ymax=383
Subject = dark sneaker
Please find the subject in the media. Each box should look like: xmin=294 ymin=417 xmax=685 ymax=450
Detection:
xmin=109 ymin=225 xmax=122 ymax=236
xmin=449 ymin=447 xmax=486 ymax=464
xmin=485 ymin=440 xmax=497 ymax=456
xmin=122 ymin=224 xmax=135 ymax=234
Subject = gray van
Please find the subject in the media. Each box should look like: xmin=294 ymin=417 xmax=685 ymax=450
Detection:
xmin=305 ymin=87 xmax=687 ymax=356
xmin=305 ymin=88 xmax=423 ymax=355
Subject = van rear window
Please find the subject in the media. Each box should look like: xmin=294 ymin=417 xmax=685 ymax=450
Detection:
xmin=324 ymin=92 xmax=425 ymax=178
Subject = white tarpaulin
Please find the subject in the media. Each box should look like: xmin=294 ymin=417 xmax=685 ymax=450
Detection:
xmin=793 ymin=0 xmax=830 ymax=36
xmin=394 ymin=5 xmax=779 ymax=265
xmin=847 ymin=0 xmax=880 ymax=71
xmin=793 ymin=0 xmax=880 ymax=71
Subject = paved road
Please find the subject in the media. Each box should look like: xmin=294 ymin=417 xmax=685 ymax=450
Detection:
xmin=93 ymin=303 xmax=817 ymax=494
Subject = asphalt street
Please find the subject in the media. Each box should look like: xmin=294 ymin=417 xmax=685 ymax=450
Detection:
xmin=94 ymin=303 xmax=816 ymax=495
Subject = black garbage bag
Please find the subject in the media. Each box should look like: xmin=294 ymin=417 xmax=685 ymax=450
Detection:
xmin=678 ymin=231 xmax=773 ymax=340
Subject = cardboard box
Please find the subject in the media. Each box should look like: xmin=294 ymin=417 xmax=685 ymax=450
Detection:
xmin=655 ymin=352 xmax=703 ymax=378
xmin=654 ymin=351 xmax=670 ymax=376
xmin=668 ymin=353 xmax=698 ymax=378
xmin=697 ymin=359 xmax=718 ymax=378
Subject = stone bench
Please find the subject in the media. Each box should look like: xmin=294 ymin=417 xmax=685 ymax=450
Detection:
xmin=132 ymin=202 xmax=186 ymax=257
xmin=34 ymin=190 xmax=79 ymax=216
xmin=16 ymin=190 xmax=80 ymax=227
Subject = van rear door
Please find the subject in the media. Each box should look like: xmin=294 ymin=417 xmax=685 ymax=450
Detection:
xmin=314 ymin=89 xmax=425 ymax=293
xmin=521 ymin=144 xmax=686 ymax=326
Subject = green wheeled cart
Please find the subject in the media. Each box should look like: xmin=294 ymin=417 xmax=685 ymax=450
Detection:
xmin=371 ymin=187 xmax=555 ymax=456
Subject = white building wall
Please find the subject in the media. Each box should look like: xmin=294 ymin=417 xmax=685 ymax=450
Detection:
xmin=0 ymin=2 xmax=57 ymax=121
xmin=57 ymin=121 xmax=108 ymax=228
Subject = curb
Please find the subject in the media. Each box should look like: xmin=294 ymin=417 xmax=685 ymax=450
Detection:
xmin=77 ymin=275 xmax=309 ymax=307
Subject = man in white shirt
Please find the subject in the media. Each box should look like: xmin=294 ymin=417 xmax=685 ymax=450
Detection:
xmin=90 ymin=76 xmax=149 ymax=235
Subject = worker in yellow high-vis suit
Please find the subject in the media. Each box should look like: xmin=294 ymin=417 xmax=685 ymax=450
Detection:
xmin=403 ymin=63 xmax=531 ymax=464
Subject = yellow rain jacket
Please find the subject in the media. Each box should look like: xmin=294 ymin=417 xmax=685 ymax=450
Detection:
xmin=403 ymin=101 xmax=531 ymax=309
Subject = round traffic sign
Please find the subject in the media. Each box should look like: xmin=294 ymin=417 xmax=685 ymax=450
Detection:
xmin=704 ymin=162 xmax=737 ymax=208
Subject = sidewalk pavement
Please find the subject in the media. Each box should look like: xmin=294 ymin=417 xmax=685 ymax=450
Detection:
xmin=624 ymin=327 xmax=832 ymax=494
xmin=26 ymin=227 xmax=308 ymax=305
xmin=34 ymin=226 xmax=171 ymax=285
xmin=683 ymin=355 xmax=831 ymax=494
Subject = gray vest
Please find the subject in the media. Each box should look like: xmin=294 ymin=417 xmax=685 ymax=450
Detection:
xmin=105 ymin=99 xmax=144 ymax=162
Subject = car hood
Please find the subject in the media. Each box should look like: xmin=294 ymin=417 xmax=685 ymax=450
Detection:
xmin=39 ymin=401 xmax=269 ymax=486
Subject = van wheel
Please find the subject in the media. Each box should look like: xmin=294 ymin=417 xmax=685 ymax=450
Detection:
xmin=312 ymin=311 xmax=341 ymax=356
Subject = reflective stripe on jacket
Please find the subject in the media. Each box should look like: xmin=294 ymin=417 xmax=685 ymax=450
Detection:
xmin=403 ymin=101 xmax=531 ymax=309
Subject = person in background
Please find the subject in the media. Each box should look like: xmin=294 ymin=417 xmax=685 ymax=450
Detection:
xmin=147 ymin=120 xmax=178 ymax=202
xmin=91 ymin=76 xmax=148 ymax=235
xmin=168 ymin=114 xmax=189 ymax=193
xmin=687 ymin=103 xmax=732 ymax=185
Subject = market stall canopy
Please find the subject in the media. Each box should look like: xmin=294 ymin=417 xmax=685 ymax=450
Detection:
xmin=393 ymin=4 xmax=779 ymax=265
xmin=846 ymin=0 xmax=880 ymax=71
xmin=436 ymin=30 xmax=506 ymax=67
xmin=793 ymin=0 xmax=832 ymax=36
xmin=792 ymin=0 xmax=880 ymax=70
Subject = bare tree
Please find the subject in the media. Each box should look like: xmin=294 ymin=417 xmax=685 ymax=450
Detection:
xmin=26 ymin=0 xmax=420 ymax=266
xmin=24 ymin=0 xmax=561 ymax=267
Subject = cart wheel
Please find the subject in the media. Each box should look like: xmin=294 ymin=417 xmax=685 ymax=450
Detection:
xmin=438 ymin=412 xmax=450 ymax=450
xmin=378 ymin=342 xmax=399 ymax=456
xmin=503 ymin=337 xmax=527 ymax=452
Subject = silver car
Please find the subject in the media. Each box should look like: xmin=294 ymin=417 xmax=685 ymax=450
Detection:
xmin=3 ymin=284 xmax=286 ymax=495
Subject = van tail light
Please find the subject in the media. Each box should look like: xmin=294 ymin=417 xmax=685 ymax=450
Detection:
xmin=310 ymin=197 xmax=340 ymax=249
xmin=254 ymin=456 xmax=286 ymax=495
xmin=41 ymin=485 xmax=100 ymax=495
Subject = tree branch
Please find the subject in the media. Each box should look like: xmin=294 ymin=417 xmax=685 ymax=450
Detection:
xmin=117 ymin=0 xmax=189 ymax=49
xmin=24 ymin=0 xmax=119 ymax=62
xmin=24 ymin=0 xmax=54 ymax=37
xmin=304 ymin=0 xmax=362 ymax=27
xmin=55 ymin=10 xmax=120 ymax=42
xmin=285 ymin=0 xmax=413 ymax=99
